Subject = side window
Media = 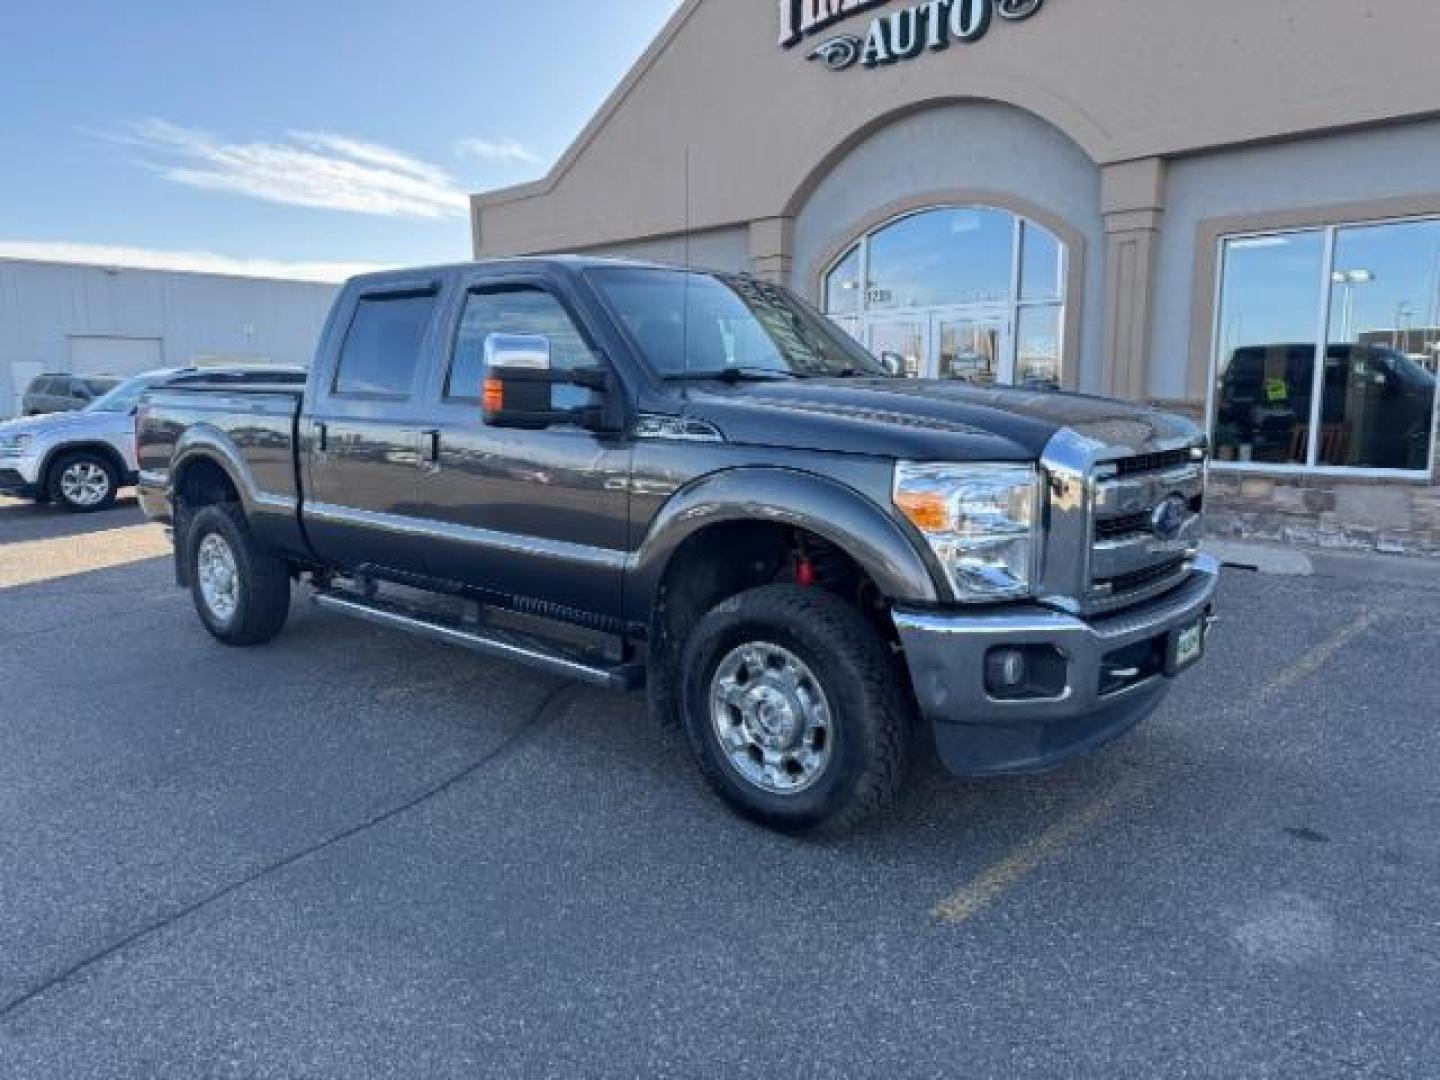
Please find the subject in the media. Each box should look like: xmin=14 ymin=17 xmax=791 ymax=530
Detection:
xmin=332 ymin=291 xmax=437 ymax=398
xmin=447 ymin=285 xmax=600 ymax=408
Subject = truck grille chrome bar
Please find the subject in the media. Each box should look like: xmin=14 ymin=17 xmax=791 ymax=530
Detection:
xmin=1038 ymin=430 xmax=1207 ymax=615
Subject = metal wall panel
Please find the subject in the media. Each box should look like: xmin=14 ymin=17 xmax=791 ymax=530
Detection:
xmin=0 ymin=260 xmax=337 ymax=416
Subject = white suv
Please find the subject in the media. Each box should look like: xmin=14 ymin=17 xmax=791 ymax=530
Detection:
xmin=0 ymin=369 xmax=187 ymax=512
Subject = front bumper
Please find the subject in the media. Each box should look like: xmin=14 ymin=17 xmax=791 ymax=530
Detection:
xmin=894 ymin=554 xmax=1220 ymax=776
xmin=0 ymin=455 xmax=41 ymax=497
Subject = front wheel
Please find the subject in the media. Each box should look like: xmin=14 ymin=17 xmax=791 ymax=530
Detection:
xmin=186 ymin=504 xmax=291 ymax=646
xmin=47 ymin=451 xmax=118 ymax=512
xmin=681 ymin=585 xmax=911 ymax=835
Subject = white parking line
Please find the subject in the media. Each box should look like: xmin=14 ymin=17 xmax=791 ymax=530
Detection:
xmin=0 ymin=525 xmax=172 ymax=589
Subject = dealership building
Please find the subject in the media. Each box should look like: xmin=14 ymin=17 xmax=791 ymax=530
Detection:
xmin=471 ymin=0 xmax=1440 ymax=556
xmin=0 ymin=258 xmax=336 ymax=419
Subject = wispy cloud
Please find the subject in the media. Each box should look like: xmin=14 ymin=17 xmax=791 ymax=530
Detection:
xmin=0 ymin=240 xmax=386 ymax=283
xmin=103 ymin=119 xmax=471 ymax=219
xmin=454 ymin=136 xmax=542 ymax=166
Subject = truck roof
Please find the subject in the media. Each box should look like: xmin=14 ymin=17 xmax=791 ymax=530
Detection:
xmin=343 ymin=254 xmax=713 ymax=290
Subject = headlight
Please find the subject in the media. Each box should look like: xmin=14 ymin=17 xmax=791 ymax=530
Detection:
xmin=893 ymin=462 xmax=1040 ymax=602
xmin=0 ymin=433 xmax=33 ymax=456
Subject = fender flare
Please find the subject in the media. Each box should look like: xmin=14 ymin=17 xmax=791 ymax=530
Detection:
xmin=170 ymin=424 xmax=265 ymax=518
xmin=626 ymin=466 xmax=946 ymax=622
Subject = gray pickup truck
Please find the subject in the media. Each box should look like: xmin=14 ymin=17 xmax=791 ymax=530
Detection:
xmin=137 ymin=257 xmax=1217 ymax=833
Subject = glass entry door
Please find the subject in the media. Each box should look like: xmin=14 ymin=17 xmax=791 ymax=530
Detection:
xmin=933 ymin=312 xmax=1011 ymax=385
xmin=868 ymin=316 xmax=928 ymax=379
xmin=869 ymin=311 xmax=1012 ymax=382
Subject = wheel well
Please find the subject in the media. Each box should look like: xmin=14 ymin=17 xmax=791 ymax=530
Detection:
xmin=42 ymin=442 xmax=127 ymax=489
xmin=652 ymin=522 xmax=894 ymax=665
xmin=174 ymin=456 xmax=240 ymax=511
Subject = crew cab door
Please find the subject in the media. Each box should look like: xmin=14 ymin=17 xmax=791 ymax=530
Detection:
xmin=408 ymin=270 xmax=631 ymax=624
xmin=301 ymin=276 xmax=450 ymax=576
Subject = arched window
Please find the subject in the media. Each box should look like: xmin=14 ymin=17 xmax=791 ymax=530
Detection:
xmin=823 ymin=207 xmax=1067 ymax=388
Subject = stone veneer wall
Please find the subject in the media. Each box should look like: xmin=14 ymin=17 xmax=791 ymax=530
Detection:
xmin=1153 ymin=399 xmax=1440 ymax=557
xmin=1204 ymin=472 xmax=1440 ymax=557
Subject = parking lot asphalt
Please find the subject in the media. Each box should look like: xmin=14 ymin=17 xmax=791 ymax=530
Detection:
xmin=1 ymin=494 xmax=1437 ymax=1079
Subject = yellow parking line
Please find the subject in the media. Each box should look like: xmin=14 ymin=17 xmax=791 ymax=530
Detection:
xmin=0 ymin=525 xmax=172 ymax=589
xmin=933 ymin=773 xmax=1152 ymax=924
xmin=1252 ymin=605 xmax=1385 ymax=702
xmin=932 ymin=607 xmax=1387 ymax=925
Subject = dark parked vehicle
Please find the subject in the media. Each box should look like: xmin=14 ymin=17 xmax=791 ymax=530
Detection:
xmin=21 ymin=373 xmax=122 ymax=416
xmin=137 ymin=258 xmax=1217 ymax=833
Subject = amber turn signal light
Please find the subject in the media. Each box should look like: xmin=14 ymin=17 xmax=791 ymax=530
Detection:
xmin=894 ymin=490 xmax=950 ymax=534
xmin=483 ymin=378 xmax=504 ymax=412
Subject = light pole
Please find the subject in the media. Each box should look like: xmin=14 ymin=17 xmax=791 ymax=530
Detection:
xmin=1331 ymin=269 xmax=1375 ymax=341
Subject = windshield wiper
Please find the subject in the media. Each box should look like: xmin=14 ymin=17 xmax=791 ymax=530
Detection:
xmin=667 ymin=367 xmax=800 ymax=383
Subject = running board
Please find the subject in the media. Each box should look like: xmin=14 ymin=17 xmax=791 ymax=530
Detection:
xmin=311 ymin=589 xmax=643 ymax=691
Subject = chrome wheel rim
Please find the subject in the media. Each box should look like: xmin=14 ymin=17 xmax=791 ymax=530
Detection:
xmin=709 ymin=641 xmax=833 ymax=795
xmin=59 ymin=461 xmax=110 ymax=507
xmin=197 ymin=533 xmax=240 ymax=624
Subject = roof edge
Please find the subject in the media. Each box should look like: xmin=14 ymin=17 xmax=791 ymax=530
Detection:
xmin=471 ymin=0 xmax=705 ymax=211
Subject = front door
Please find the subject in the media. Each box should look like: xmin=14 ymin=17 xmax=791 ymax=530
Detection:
xmin=412 ymin=272 xmax=630 ymax=624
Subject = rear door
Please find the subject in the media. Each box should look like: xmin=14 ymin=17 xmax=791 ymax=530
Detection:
xmin=301 ymin=276 xmax=449 ymax=576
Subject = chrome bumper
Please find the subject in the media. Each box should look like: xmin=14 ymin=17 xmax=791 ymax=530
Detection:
xmin=893 ymin=555 xmax=1220 ymax=776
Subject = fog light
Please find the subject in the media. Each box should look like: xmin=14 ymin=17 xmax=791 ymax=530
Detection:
xmin=984 ymin=645 xmax=1069 ymax=700
xmin=986 ymin=648 xmax=1027 ymax=691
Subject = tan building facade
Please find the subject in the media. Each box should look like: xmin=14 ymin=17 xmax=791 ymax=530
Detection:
xmin=473 ymin=0 xmax=1440 ymax=556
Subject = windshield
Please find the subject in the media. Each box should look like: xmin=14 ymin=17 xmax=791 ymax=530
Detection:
xmin=86 ymin=375 xmax=156 ymax=413
xmin=586 ymin=267 xmax=888 ymax=380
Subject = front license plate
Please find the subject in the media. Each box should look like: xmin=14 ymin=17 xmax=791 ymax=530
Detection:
xmin=1167 ymin=619 xmax=1205 ymax=675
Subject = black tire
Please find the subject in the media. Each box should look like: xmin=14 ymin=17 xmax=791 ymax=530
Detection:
xmin=185 ymin=503 xmax=291 ymax=646
xmin=681 ymin=584 xmax=911 ymax=835
xmin=46 ymin=450 xmax=119 ymax=513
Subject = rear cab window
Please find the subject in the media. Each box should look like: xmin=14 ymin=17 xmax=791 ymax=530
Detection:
xmin=332 ymin=290 xmax=438 ymax=398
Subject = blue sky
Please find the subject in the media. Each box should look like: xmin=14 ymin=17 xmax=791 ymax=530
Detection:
xmin=0 ymin=0 xmax=681 ymax=281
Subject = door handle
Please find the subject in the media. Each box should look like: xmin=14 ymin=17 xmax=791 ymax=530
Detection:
xmin=315 ymin=422 xmax=329 ymax=458
xmin=418 ymin=428 xmax=441 ymax=474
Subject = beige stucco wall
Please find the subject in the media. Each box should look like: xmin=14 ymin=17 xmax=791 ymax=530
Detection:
xmin=473 ymin=0 xmax=1440 ymax=256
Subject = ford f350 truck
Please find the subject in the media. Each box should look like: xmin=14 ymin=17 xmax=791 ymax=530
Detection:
xmin=137 ymin=258 xmax=1217 ymax=833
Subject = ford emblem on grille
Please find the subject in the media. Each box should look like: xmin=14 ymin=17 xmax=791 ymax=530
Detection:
xmin=1151 ymin=494 xmax=1189 ymax=543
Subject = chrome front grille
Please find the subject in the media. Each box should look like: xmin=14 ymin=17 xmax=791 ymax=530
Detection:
xmin=1037 ymin=428 xmax=1207 ymax=616
xmin=1088 ymin=449 xmax=1206 ymax=610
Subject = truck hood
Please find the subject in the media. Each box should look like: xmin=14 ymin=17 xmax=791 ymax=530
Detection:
xmin=680 ymin=378 xmax=1202 ymax=461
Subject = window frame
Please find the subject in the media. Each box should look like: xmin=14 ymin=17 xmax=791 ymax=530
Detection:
xmin=1206 ymin=215 xmax=1440 ymax=480
xmin=329 ymin=285 xmax=441 ymax=402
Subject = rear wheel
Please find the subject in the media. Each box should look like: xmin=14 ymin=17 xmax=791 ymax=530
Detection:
xmin=681 ymin=585 xmax=911 ymax=835
xmin=186 ymin=504 xmax=291 ymax=645
xmin=47 ymin=451 xmax=118 ymax=512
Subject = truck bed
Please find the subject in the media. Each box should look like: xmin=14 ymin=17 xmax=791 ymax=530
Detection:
xmin=137 ymin=372 xmax=308 ymax=559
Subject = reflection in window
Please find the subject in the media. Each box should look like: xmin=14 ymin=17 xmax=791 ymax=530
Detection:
xmin=1212 ymin=232 xmax=1326 ymax=465
xmin=1320 ymin=221 xmax=1440 ymax=470
xmin=1016 ymin=305 xmax=1062 ymax=389
xmin=821 ymin=207 xmax=1068 ymax=388
xmin=1211 ymin=221 xmax=1439 ymax=473
xmin=867 ymin=208 xmax=1013 ymax=310
xmin=1020 ymin=222 xmax=1063 ymax=302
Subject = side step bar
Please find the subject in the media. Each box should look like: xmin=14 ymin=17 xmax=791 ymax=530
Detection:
xmin=312 ymin=589 xmax=643 ymax=691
